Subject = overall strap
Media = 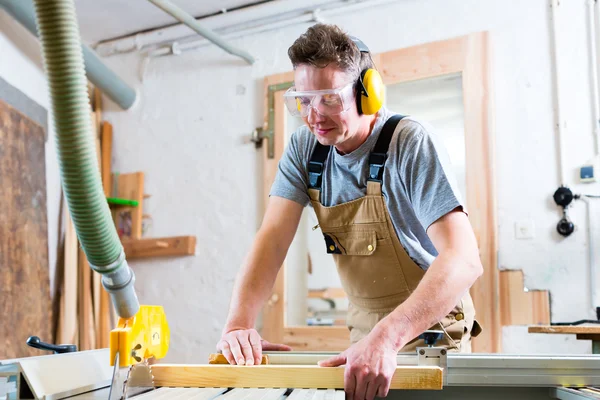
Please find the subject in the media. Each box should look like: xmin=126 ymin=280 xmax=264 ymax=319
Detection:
xmin=308 ymin=142 xmax=330 ymax=189
xmin=367 ymin=114 xmax=405 ymax=183
xmin=308 ymin=114 xmax=406 ymax=191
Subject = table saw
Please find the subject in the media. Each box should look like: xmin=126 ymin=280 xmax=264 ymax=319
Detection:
xmin=2 ymin=338 xmax=600 ymax=400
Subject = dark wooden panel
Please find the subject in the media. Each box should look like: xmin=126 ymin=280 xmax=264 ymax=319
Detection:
xmin=0 ymin=98 xmax=51 ymax=358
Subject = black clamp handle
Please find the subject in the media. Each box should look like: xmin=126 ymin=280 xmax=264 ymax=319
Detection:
xmin=419 ymin=330 xmax=444 ymax=347
xmin=26 ymin=336 xmax=77 ymax=354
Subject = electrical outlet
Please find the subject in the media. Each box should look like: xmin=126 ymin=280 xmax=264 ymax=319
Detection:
xmin=515 ymin=219 xmax=535 ymax=239
xmin=580 ymin=155 xmax=600 ymax=183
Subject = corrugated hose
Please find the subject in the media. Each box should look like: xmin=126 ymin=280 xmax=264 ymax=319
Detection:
xmin=32 ymin=0 xmax=139 ymax=318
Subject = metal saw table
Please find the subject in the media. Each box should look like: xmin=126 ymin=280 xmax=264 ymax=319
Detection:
xmin=2 ymin=348 xmax=600 ymax=400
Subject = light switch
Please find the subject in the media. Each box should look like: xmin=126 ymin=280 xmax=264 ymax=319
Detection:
xmin=515 ymin=219 xmax=535 ymax=239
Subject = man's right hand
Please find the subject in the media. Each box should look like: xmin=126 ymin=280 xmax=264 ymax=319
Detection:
xmin=217 ymin=328 xmax=292 ymax=365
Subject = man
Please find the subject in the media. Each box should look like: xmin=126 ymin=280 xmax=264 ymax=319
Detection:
xmin=217 ymin=23 xmax=483 ymax=400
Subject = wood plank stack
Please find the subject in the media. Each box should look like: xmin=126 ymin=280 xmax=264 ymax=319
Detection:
xmin=53 ymin=86 xmax=197 ymax=350
xmin=54 ymin=86 xmax=113 ymax=350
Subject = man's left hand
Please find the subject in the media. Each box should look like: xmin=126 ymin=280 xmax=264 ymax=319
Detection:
xmin=318 ymin=330 xmax=398 ymax=400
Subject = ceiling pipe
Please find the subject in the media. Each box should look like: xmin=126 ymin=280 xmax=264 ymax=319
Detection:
xmin=95 ymin=0 xmax=382 ymax=58
xmin=146 ymin=0 xmax=256 ymax=65
xmin=145 ymin=0 xmax=396 ymax=59
xmin=0 ymin=0 xmax=136 ymax=110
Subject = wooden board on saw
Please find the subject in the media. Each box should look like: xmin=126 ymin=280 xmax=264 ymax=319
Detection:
xmin=500 ymin=269 xmax=550 ymax=326
xmin=150 ymin=364 xmax=443 ymax=390
xmin=0 ymin=99 xmax=52 ymax=358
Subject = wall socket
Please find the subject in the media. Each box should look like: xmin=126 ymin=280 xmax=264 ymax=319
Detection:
xmin=515 ymin=219 xmax=535 ymax=239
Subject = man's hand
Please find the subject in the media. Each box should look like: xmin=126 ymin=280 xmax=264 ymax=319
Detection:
xmin=318 ymin=330 xmax=398 ymax=399
xmin=217 ymin=328 xmax=292 ymax=366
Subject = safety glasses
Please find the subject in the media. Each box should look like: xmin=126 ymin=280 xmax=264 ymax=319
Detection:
xmin=283 ymin=83 xmax=355 ymax=117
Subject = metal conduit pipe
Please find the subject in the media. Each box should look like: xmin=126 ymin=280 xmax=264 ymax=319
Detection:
xmin=31 ymin=0 xmax=139 ymax=318
xmin=146 ymin=0 xmax=256 ymax=65
xmin=0 ymin=0 xmax=137 ymax=110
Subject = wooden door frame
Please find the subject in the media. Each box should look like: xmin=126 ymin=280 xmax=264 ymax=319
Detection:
xmin=260 ymin=31 xmax=499 ymax=353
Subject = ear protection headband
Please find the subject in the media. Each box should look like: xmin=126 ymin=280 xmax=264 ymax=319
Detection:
xmin=349 ymin=36 xmax=384 ymax=115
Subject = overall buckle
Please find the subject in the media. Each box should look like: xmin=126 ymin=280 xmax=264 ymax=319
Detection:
xmin=368 ymin=153 xmax=386 ymax=182
xmin=308 ymin=160 xmax=324 ymax=188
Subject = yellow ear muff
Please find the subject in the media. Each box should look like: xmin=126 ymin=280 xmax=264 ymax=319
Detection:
xmin=358 ymin=68 xmax=384 ymax=115
xmin=296 ymin=97 xmax=302 ymax=112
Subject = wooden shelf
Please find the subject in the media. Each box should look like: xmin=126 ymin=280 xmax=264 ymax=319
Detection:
xmin=121 ymin=236 xmax=196 ymax=259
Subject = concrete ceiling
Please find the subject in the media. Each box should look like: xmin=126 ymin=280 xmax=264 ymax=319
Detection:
xmin=73 ymin=0 xmax=271 ymax=44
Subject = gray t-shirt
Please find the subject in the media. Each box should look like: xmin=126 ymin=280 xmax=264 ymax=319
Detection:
xmin=269 ymin=107 xmax=466 ymax=270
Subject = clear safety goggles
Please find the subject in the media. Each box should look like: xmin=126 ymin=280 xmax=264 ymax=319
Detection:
xmin=283 ymin=83 xmax=355 ymax=117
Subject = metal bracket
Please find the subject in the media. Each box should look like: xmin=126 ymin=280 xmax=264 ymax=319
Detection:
xmin=252 ymin=81 xmax=294 ymax=159
xmin=417 ymin=346 xmax=447 ymax=386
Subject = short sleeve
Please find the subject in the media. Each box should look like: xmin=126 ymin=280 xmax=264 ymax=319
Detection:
xmin=398 ymin=122 xmax=466 ymax=231
xmin=269 ymin=130 xmax=311 ymax=207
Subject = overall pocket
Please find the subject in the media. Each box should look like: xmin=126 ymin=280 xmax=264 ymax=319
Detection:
xmin=324 ymin=230 xmax=410 ymax=301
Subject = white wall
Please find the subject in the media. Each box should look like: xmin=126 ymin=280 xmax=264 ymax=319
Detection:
xmin=0 ymin=12 xmax=62 ymax=300
xmin=96 ymin=0 xmax=600 ymax=361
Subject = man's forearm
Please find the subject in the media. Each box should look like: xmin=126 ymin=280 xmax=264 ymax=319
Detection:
xmin=223 ymin=228 xmax=289 ymax=333
xmin=374 ymin=251 xmax=483 ymax=350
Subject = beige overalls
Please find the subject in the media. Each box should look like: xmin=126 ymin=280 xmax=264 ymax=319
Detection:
xmin=306 ymin=115 xmax=482 ymax=352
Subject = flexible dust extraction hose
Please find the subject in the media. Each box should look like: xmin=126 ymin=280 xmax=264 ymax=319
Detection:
xmin=32 ymin=0 xmax=139 ymax=318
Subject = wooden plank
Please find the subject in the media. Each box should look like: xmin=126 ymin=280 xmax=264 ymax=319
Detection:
xmin=260 ymin=88 xmax=288 ymax=345
xmin=0 ymin=99 xmax=52 ymax=358
xmin=112 ymin=172 xmax=144 ymax=240
xmin=150 ymin=364 xmax=443 ymax=390
xmin=461 ymin=32 xmax=499 ymax=353
xmin=93 ymin=87 xmax=102 ymax=134
xmin=529 ymin=326 xmax=600 ymax=334
xmin=60 ymin=209 xmax=79 ymax=346
xmin=500 ymin=270 xmax=550 ymax=325
xmin=283 ymin=326 xmax=349 ymax=351
xmin=98 ymin=120 xmax=113 ymax=349
xmin=121 ymin=236 xmax=196 ymax=259
xmin=78 ymin=247 xmax=95 ymax=350
xmin=101 ymin=122 xmax=112 ymax=196
xmin=531 ymin=290 xmax=551 ymax=324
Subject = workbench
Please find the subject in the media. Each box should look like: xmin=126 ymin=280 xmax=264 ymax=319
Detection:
xmin=2 ymin=348 xmax=600 ymax=400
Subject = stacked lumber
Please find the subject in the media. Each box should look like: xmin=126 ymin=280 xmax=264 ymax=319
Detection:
xmin=54 ymin=86 xmax=113 ymax=350
xmin=53 ymin=86 xmax=197 ymax=350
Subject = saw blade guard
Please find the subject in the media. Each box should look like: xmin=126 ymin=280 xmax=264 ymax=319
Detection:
xmin=110 ymin=305 xmax=170 ymax=367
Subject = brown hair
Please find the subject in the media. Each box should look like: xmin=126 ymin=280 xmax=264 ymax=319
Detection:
xmin=287 ymin=23 xmax=374 ymax=80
